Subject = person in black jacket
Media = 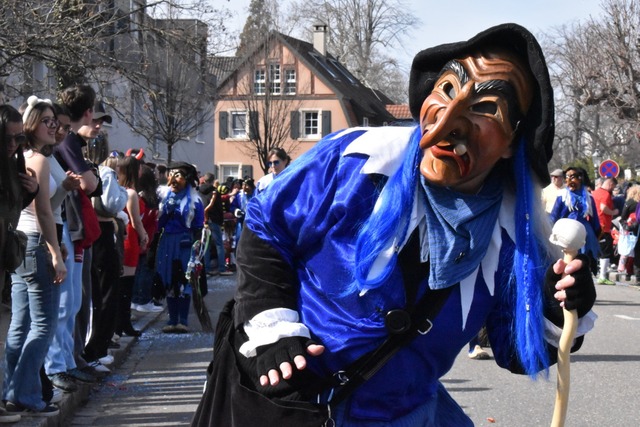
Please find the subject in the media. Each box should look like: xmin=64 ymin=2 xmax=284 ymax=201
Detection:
xmin=201 ymin=173 xmax=232 ymax=276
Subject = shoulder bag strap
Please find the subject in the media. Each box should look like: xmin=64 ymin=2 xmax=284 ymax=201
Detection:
xmin=329 ymin=229 xmax=454 ymax=405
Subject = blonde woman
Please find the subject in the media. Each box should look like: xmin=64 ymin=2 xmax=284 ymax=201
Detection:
xmin=4 ymin=97 xmax=66 ymax=417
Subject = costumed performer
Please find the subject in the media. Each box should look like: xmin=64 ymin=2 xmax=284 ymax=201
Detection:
xmin=155 ymin=162 xmax=204 ymax=334
xmin=194 ymin=23 xmax=597 ymax=426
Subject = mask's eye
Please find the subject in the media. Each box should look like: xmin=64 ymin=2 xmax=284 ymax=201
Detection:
xmin=442 ymin=82 xmax=456 ymax=99
xmin=470 ymin=101 xmax=498 ymax=115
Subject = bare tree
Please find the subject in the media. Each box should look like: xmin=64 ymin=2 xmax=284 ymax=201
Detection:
xmin=220 ymin=33 xmax=305 ymax=175
xmin=124 ymin=57 xmax=214 ymax=164
xmin=544 ymin=0 xmax=640 ymax=176
xmin=0 ymin=0 xmax=234 ymax=170
xmin=287 ymin=0 xmax=418 ymax=103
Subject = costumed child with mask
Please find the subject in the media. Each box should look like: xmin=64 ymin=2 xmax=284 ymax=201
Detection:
xmin=156 ymin=162 xmax=204 ymax=334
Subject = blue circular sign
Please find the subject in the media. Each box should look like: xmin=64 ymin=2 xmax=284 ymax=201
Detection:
xmin=599 ymin=160 xmax=619 ymax=178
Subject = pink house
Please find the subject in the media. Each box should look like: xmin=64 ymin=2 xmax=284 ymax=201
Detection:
xmin=212 ymin=24 xmax=399 ymax=181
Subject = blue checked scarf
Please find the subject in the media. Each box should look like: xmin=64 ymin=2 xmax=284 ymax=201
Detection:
xmin=420 ymin=173 xmax=503 ymax=289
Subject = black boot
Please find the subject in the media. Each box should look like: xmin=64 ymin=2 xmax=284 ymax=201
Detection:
xmin=117 ymin=275 xmax=141 ymax=337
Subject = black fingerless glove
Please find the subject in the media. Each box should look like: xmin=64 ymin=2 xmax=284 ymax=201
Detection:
xmin=255 ymin=336 xmax=316 ymax=377
xmin=544 ymin=254 xmax=597 ymax=327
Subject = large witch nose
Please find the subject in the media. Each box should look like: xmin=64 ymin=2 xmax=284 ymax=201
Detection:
xmin=420 ymin=82 xmax=474 ymax=149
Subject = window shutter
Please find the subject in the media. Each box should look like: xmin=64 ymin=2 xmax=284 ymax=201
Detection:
xmin=290 ymin=111 xmax=300 ymax=139
xmin=322 ymin=111 xmax=332 ymax=136
xmin=249 ymin=111 xmax=259 ymax=139
xmin=218 ymin=112 xmax=228 ymax=139
xmin=241 ymin=164 xmax=253 ymax=179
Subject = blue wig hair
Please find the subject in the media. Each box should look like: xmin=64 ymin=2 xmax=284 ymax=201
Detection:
xmin=353 ymin=127 xmax=551 ymax=376
xmin=512 ymin=136 xmax=552 ymax=377
xmin=353 ymin=126 xmax=423 ymax=291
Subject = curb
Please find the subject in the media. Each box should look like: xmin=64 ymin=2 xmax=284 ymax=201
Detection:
xmin=606 ymin=271 xmax=640 ymax=288
xmin=12 ymin=307 xmax=166 ymax=427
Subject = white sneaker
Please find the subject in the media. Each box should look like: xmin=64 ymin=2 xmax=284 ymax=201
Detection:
xmin=0 ymin=407 xmax=20 ymax=423
xmin=99 ymin=355 xmax=114 ymax=366
xmin=49 ymin=388 xmax=63 ymax=404
xmin=468 ymin=345 xmax=491 ymax=360
xmin=135 ymin=301 xmax=164 ymax=313
xmin=88 ymin=360 xmax=111 ymax=374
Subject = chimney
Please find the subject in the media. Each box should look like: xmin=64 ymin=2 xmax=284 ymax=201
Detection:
xmin=313 ymin=22 xmax=328 ymax=56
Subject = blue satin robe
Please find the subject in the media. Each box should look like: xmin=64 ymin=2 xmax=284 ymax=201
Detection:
xmin=242 ymin=128 xmax=521 ymax=422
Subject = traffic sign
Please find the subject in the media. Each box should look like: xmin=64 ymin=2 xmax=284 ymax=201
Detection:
xmin=599 ymin=159 xmax=619 ymax=178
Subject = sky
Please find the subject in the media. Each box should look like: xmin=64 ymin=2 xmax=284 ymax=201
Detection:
xmin=218 ymin=0 xmax=605 ymax=69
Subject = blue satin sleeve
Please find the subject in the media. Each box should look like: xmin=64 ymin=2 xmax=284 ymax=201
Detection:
xmin=241 ymin=130 xmax=409 ymax=359
xmin=244 ymin=129 xmax=374 ymax=268
xmin=193 ymin=199 xmax=205 ymax=229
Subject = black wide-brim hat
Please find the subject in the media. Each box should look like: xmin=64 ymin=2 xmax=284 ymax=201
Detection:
xmin=409 ymin=23 xmax=554 ymax=185
xmin=168 ymin=161 xmax=198 ymax=187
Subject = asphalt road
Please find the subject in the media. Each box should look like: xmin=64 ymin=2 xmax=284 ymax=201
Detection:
xmin=67 ymin=277 xmax=640 ymax=426
xmin=446 ymin=282 xmax=640 ymax=427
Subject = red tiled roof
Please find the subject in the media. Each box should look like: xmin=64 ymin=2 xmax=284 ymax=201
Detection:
xmin=386 ymin=104 xmax=411 ymax=119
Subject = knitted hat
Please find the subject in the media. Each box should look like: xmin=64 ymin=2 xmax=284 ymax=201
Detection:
xmin=409 ymin=23 xmax=555 ymax=185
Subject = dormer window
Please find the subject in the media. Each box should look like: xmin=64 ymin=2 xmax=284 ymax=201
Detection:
xmin=269 ymin=63 xmax=281 ymax=95
xmin=284 ymin=69 xmax=296 ymax=95
xmin=254 ymin=69 xmax=266 ymax=95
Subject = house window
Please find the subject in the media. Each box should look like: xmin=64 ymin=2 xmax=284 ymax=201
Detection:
xmin=254 ymin=69 xmax=265 ymax=95
xmin=329 ymin=59 xmax=359 ymax=85
xmin=220 ymin=164 xmax=240 ymax=180
xmin=33 ymin=61 xmax=45 ymax=82
xmin=152 ymin=137 xmax=164 ymax=159
xmin=302 ymin=111 xmax=320 ymax=138
xmin=231 ymin=111 xmax=248 ymax=138
xmin=195 ymin=109 xmax=205 ymax=143
xmin=309 ymin=52 xmax=338 ymax=78
xmin=284 ymin=69 xmax=296 ymax=95
xmin=269 ymin=64 xmax=281 ymax=95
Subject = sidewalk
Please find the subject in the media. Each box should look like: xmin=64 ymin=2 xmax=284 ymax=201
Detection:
xmin=9 ymin=307 xmax=166 ymax=427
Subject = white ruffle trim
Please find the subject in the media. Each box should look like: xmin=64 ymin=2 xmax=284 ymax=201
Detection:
xmin=543 ymin=309 xmax=598 ymax=348
xmin=238 ymin=308 xmax=310 ymax=358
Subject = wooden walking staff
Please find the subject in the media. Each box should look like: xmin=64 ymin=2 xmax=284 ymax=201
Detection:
xmin=548 ymin=218 xmax=587 ymax=427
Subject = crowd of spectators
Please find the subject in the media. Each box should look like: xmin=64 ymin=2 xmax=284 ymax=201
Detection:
xmin=0 ymin=83 xmax=277 ymax=421
xmin=545 ymin=167 xmax=640 ymax=284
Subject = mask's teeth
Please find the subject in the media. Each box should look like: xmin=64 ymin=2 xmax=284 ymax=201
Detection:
xmin=453 ymin=144 xmax=468 ymax=156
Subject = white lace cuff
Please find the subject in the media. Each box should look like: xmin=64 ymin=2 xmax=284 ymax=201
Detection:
xmin=543 ymin=310 xmax=598 ymax=348
xmin=238 ymin=308 xmax=310 ymax=358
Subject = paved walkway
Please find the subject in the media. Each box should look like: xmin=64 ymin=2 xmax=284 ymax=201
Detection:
xmin=6 ymin=306 xmax=167 ymax=427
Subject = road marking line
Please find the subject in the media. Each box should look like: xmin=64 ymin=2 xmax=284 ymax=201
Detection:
xmin=614 ymin=315 xmax=640 ymax=320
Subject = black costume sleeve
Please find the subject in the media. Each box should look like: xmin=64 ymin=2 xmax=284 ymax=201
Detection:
xmin=489 ymin=253 xmax=593 ymax=375
xmin=233 ymin=228 xmax=300 ymax=328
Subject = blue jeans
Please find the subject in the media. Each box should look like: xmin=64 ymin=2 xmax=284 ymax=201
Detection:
xmin=210 ymin=223 xmax=226 ymax=273
xmin=4 ymin=234 xmax=60 ymax=410
xmin=45 ymin=223 xmax=82 ymax=375
xmin=132 ymin=252 xmax=153 ymax=305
